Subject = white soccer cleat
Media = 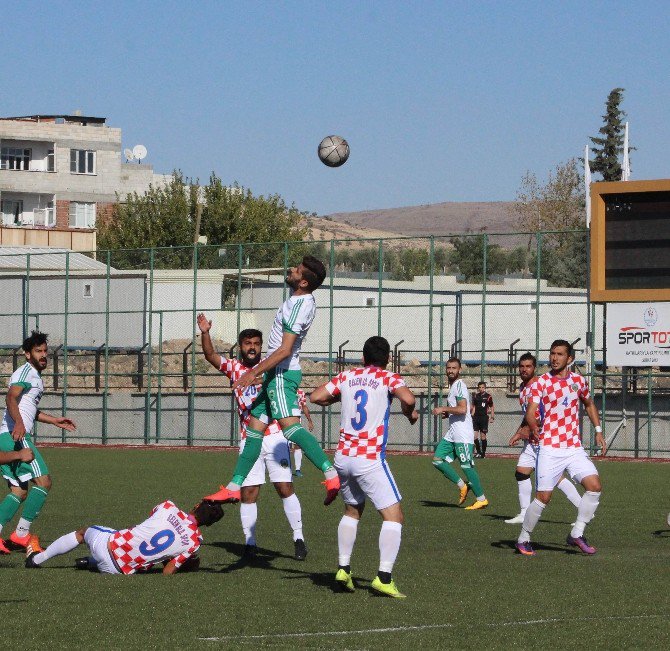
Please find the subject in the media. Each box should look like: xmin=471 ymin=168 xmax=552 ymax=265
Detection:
xmin=505 ymin=513 xmax=526 ymax=524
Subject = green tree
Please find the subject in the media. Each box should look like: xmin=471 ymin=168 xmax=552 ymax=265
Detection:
xmin=589 ymin=87 xmax=629 ymax=181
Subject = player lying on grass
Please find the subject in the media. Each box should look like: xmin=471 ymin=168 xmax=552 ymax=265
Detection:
xmin=311 ymin=336 xmax=419 ymax=598
xmin=431 ymin=358 xmax=488 ymax=509
xmin=0 ymin=330 xmax=76 ymax=555
xmin=516 ymin=340 xmax=606 ymax=556
xmin=197 ymin=316 xmax=307 ymax=561
xmin=203 ymin=256 xmax=342 ymax=506
xmin=505 ymin=352 xmax=582 ymax=524
xmin=25 ymin=499 xmax=224 ymax=574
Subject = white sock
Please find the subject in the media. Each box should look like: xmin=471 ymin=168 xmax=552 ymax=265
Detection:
xmin=324 ymin=467 xmax=338 ymax=481
xmin=518 ymin=498 xmax=545 ymax=543
xmin=456 ymin=479 xmax=465 ymax=488
xmin=337 ymin=515 xmax=359 ymax=566
xmin=33 ymin=531 xmax=80 ymax=565
xmin=293 ymin=448 xmax=303 ymax=471
xmin=518 ymin=478 xmax=532 ymax=512
xmin=14 ymin=517 xmax=32 ymax=538
xmin=378 ymin=521 xmax=402 ymax=573
xmin=282 ymin=494 xmax=304 ymax=542
xmin=240 ymin=503 xmax=257 ymax=546
xmin=570 ymin=491 xmax=600 ymax=538
xmin=226 ymin=481 xmax=241 ymax=492
xmin=557 ymin=478 xmax=582 ymax=508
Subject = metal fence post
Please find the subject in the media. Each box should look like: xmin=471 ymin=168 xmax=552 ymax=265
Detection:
xmin=188 ymin=244 xmax=199 ymax=446
xmin=647 ymin=368 xmax=652 ymax=456
xmin=236 ymin=244 xmax=243 ymax=335
xmin=481 ymin=234 xmax=487 ymax=379
xmin=103 ymin=251 xmax=111 ymax=445
xmin=377 ymin=239 xmax=383 ymax=336
xmin=156 ymin=311 xmax=163 ymax=441
xmin=24 ymin=253 xmax=30 ymax=340
xmin=427 ymin=237 xmax=435 ymax=444
xmin=328 ymin=240 xmax=335 ymax=449
xmin=144 ymin=248 xmax=154 ymax=445
xmin=535 ymin=232 xmax=542 ymax=359
xmin=62 ymin=251 xmax=70 ymax=443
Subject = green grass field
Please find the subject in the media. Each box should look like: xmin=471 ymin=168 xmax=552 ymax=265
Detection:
xmin=1 ymin=447 xmax=668 ymax=649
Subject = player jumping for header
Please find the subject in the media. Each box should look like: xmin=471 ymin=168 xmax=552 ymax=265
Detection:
xmin=197 ymin=316 xmax=307 ymax=561
xmin=0 ymin=331 xmax=76 ymax=555
xmin=505 ymin=352 xmax=582 ymax=524
xmin=311 ymin=336 xmax=419 ymax=598
xmin=516 ymin=340 xmax=606 ymax=556
xmin=431 ymin=358 xmax=488 ymax=509
xmin=203 ymin=256 xmax=341 ymax=505
xmin=25 ymin=499 xmax=224 ymax=574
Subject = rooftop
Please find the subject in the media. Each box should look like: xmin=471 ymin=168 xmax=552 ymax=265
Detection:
xmin=0 ymin=247 xmax=111 ymax=272
xmin=0 ymin=115 xmax=106 ymax=126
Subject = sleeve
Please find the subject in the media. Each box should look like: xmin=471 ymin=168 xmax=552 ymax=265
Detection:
xmin=9 ymin=367 xmax=32 ymax=390
xmin=529 ymin=378 xmax=543 ymax=404
xmin=219 ymin=358 xmax=235 ymax=378
xmin=282 ymin=298 xmax=312 ymax=336
xmin=454 ymin=381 xmax=466 ymax=401
xmin=325 ymin=373 xmax=344 ymax=397
xmin=386 ymin=373 xmax=406 ymax=394
xmin=297 ymin=389 xmax=307 ymax=409
xmin=488 ymin=394 xmax=494 ymax=407
xmin=578 ymin=376 xmax=591 ymax=401
xmin=173 ymin=544 xmax=200 ymax=569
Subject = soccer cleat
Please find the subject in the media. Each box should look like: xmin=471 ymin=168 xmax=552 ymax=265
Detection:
xmin=294 ymin=539 xmax=308 ymax=561
xmin=371 ymin=576 xmax=406 ymax=598
xmin=25 ymin=548 xmax=41 ymax=569
xmin=515 ymin=541 xmax=536 ymax=556
xmin=322 ymin=475 xmax=341 ymax=506
xmin=458 ymin=483 xmax=470 ymax=505
xmin=0 ymin=539 xmax=11 ymax=555
xmin=8 ymin=531 xmax=32 ymax=550
xmin=26 ymin=534 xmax=44 ymax=555
xmin=293 ymin=470 xmax=303 ymax=478
xmin=242 ymin=544 xmax=258 ymax=560
xmin=335 ymin=568 xmax=355 ymax=592
xmin=465 ymin=499 xmax=489 ymax=510
xmin=75 ymin=557 xmax=92 ymax=570
xmin=505 ymin=513 xmax=526 ymax=524
xmin=203 ymin=485 xmax=240 ymax=504
xmin=566 ymin=535 xmax=596 ymax=555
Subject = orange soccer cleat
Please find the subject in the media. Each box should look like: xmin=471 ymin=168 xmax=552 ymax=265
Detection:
xmin=322 ymin=475 xmax=341 ymax=506
xmin=203 ymin=485 xmax=240 ymax=504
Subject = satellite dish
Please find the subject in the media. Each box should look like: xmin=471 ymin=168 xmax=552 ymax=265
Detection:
xmin=124 ymin=148 xmax=134 ymax=161
xmin=132 ymin=144 xmax=147 ymax=162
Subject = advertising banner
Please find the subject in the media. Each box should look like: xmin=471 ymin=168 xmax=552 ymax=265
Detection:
xmin=606 ymin=303 xmax=670 ymax=366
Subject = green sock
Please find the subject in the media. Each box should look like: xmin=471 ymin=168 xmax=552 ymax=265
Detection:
xmin=462 ymin=465 xmax=484 ymax=498
xmin=433 ymin=460 xmax=462 ymax=485
xmin=231 ymin=429 xmax=264 ymax=486
xmin=284 ymin=425 xmax=333 ymax=473
xmin=22 ymin=486 xmax=49 ymax=522
xmin=0 ymin=493 xmax=22 ymax=528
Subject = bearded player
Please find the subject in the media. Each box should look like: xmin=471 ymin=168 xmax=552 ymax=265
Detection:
xmin=505 ymin=352 xmax=582 ymax=524
xmin=203 ymin=256 xmax=341 ymax=506
xmin=197 ymin=315 xmax=307 ymax=560
xmin=0 ymin=331 xmax=76 ymax=554
xmin=311 ymin=336 xmax=419 ymax=598
xmin=516 ymin=340 xmax=606 ymax=556
xmin=25 ymin=499 xmax=223 ymax=574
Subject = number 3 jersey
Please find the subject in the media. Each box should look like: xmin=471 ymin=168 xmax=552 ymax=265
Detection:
xmin=109 ymin=500 xmax=202 ymax=574
xmin=325 ymin=366 xmax=405 ymax=460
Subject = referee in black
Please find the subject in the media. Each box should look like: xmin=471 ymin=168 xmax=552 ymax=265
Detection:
xmin=471 ymin=381 xmax=494 ymax=458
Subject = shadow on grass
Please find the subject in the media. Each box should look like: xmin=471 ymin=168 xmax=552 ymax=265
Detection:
xmin=201 ymin=540 xmax=295 ymax=574
xmin=491 ymin=539 xmax=579 ymax=554
xmin=652 ymin=529 xmax=670 ymax=537
xmin=481 ymin=513 xmax=574 ymax=526
xmin=420 ymin=500 xmax=461 ymax=509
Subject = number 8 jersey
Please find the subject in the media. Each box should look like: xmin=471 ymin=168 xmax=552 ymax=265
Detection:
xmin=109 ymin=500 xmax=202 ymax=574
xmin=326 ymin=366 xmax=406 ymax=460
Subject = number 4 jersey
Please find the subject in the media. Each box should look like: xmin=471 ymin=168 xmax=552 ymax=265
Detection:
xmin=109 ymin=500 xmax=202 ymax=574
xmin=325 ymin=366 xmax=406 ymax=460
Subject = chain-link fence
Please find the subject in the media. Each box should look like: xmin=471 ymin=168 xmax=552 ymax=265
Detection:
xmin=0 ymin=230 xmax=667 ymax=457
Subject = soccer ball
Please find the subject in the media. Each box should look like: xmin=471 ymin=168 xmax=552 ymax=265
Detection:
xmin=318 ymin=135 xmax=350 ymax=167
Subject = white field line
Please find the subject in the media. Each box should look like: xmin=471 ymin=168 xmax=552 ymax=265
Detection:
xmin=198 ymin=613 xmax=664 ymax=642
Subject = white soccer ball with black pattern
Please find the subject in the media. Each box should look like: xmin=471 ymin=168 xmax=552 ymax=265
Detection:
xmin=318 ymin=135 xmax=350 ymax=168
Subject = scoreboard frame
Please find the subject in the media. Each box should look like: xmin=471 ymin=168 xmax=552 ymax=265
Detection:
xmin=590 ymin=178 xmax=670 ymax=303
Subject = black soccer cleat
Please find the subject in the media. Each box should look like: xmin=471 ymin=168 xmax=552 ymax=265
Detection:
xmin=25 ymin=552 xmax=41 ymax=569
xmin=294 ymin=538 xmax=308 ymax=561
xmin=75 ymin=556 xmax=91 ymax=570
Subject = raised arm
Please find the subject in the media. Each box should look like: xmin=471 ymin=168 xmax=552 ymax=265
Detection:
xmin=197 ymin=313 xmax=222 ymax=370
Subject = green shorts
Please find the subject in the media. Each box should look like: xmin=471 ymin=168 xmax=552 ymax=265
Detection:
xmin=434 ymin=439 xmax=476 ymax=468
xmin=251 ymin=368 xmax=303 ymax=422
xmin=0 ymin=431 xmax=49 ymax=487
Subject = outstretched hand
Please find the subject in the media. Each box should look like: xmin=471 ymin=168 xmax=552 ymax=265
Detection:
xmin=232 ymin=369 xmax=258 ymax=392
xmin=197 ymin=313 xmax=212 ymax=334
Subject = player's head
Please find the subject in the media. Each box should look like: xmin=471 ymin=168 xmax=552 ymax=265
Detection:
xmin=191 ymin=501 xmax=224 ymax=527
xmin=518 ymin=352 xmax=537 ymax=382
xmin=549 ymin=339 xmax=574 ymax=374
xmin=23 ymin=330 xmax=49 ymax=371
xmin=286 ymin=255 xmax=327 ymax=293
xmin=445 ymin=357 xmax=461 ymax=382
xmin=238 ymin=329 xmax=262 ymax=367
xmin=363 ymin=336 xmax=390 ymax=368
xmin=477 ymin=381 xmax=486 ymax=391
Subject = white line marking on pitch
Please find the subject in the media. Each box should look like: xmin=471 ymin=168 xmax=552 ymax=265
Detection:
xmin=198 ymin=613 xmax=663 ymax=641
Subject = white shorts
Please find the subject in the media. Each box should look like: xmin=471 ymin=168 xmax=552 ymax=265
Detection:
xmin=240 ymin=432 xmax=292 ymax=487
xmin=536 ymin=447 xmax=598 ymax=492
xmin=84 ymin=526 xmax=121 ymax=574
xmin=517 ymin=441 xmax=539 ymax=469
xmin=334 ymin=453 xmax=401 ymax=511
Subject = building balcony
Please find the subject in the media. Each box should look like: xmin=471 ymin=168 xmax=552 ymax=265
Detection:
xmin=0 ymin=139 xmax=55 ymax=173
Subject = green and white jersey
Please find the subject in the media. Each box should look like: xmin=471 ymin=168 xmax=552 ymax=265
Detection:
xmin=444 ymin=378 xmax=474 ymax=444
xmin=1 ymin=362 xmax=44 ymax=435
xmin=267 ymin=293 xmax=316 ymax=371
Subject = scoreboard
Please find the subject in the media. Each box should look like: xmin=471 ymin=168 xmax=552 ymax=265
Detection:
xmin=590 ymin=179 xmax=670 ymax=302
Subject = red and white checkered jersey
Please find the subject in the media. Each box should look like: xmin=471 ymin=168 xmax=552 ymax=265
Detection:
xmin=326 ymin=366 xmax=405 ymax=460
xmin=297 ymin=388 xmax=307 ymax=411
xmin=219 ymin=357 xmax=281 ymax=439
xmin=109 ymin=501 xmax=201 ymax=575
xmin=530 ymin=372 xmax=590 ymax=448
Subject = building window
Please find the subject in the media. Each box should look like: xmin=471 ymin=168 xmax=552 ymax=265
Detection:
xmin=83 ymin=283 xmax=93 ymax=298
xmin=47 ymin=149 xmax=55 ymax=172
xmin=1 ymin=147 xmax=31 ymax=171
xmin=69 ymin=202 xmax=96 ymax=228
xmin=366 ymin=297 xmax=377 ymax=307
xmin=1 ymin=199 xmax=23 ymax=225
xmin=529 ymin=301 xmax=538 ymax=312
xmin=70 ymin=149 xmax=96 ymax=174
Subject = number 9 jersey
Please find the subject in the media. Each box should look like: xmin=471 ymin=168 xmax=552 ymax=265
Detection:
xmin=326 ymin=366 xmax=406 ymax=460
xmin=109 ymin=500 xmax=202 ymax=574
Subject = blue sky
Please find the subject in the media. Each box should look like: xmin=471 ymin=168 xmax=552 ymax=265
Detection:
xmin=3 ymin=1 xmax=669 ymax=215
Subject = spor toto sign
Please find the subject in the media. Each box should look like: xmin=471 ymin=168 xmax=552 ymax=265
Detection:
xmin=607 ymin=302 xmax=670 ymax=366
